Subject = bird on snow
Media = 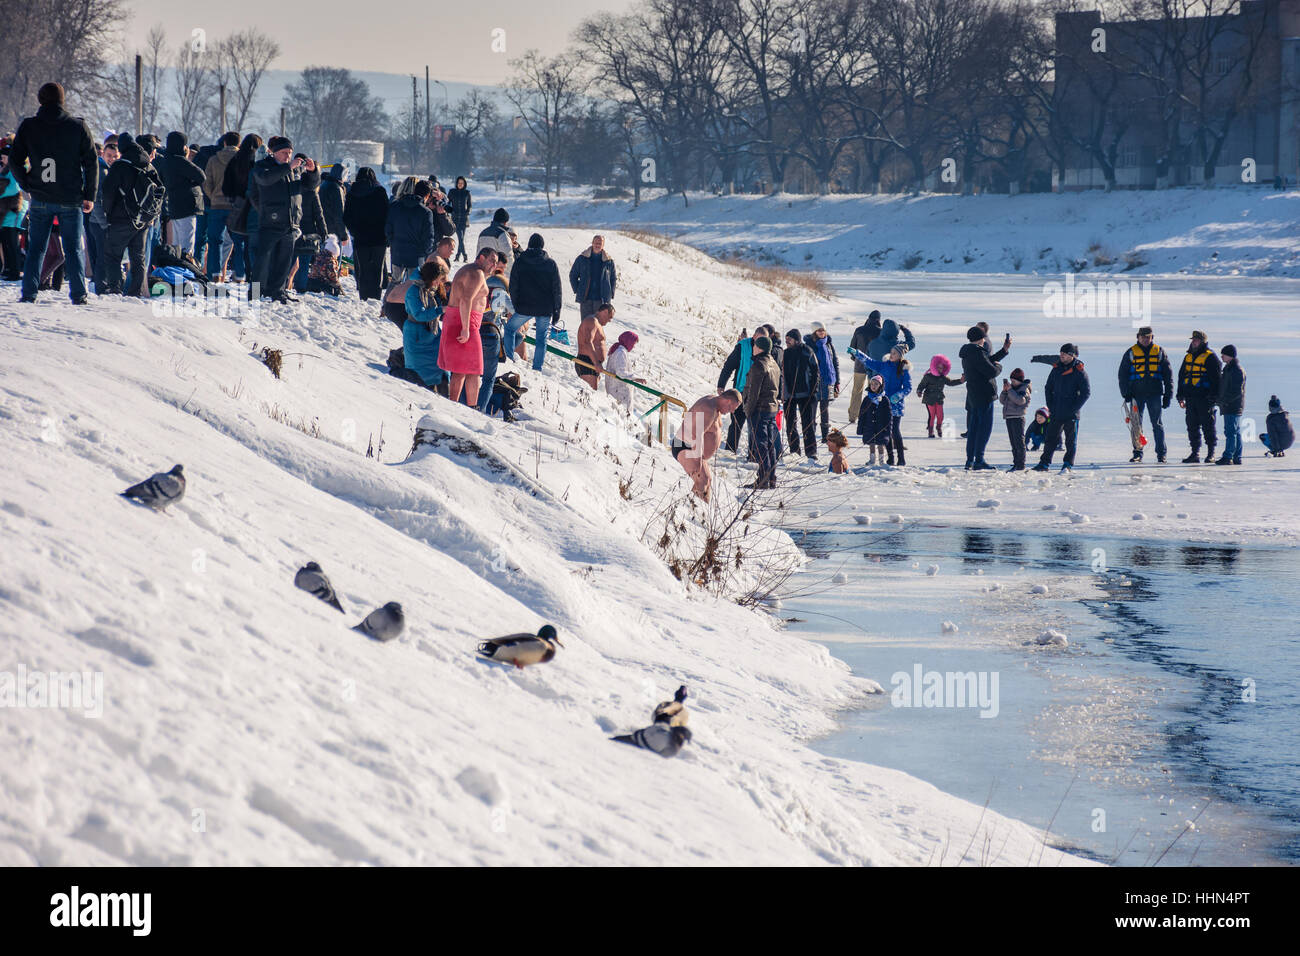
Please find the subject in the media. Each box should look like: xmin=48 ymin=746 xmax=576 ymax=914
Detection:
xmin=121 ymin=464 xmax=185 ymax=511
xmin=477 ymin=625 xmax=563 ymax=669
xmin=294 ymin=562 xmax=344 ymax=613
xmin=652 ymin=685 xmax=690 ymax=727
xmin=353 ymin=602 xmax=404 ymax=642
xmin=612 ymin=724 xmax=692 ymax=758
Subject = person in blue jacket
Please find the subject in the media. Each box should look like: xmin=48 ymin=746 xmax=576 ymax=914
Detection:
xmin=402 ymin=259 xmax=450 ymax=395
xmin=1032 ymin=343 xmax=1091 ymax=471
xmin=866 ymin=317 xmax=916 ymax=361
xmin=854 ymin=344 xmax=913 ymax=465
xmin=807 ymin=321 xmax=840 ymax=446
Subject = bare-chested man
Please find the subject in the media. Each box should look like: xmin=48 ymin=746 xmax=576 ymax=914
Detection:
xmin=439 ymin=247 xmax=498 ymax=405
xmin=575 ymin=302 xmax=615 ymax=389
xmin=674 ymin=389 xmax=743 ymax=502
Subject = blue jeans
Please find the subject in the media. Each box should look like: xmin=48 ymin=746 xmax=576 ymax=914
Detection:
xmin=86 ymin=219 xmax=107 ymax=291
xmin=1222 ymin=414 xmax=1242 ymax=460
xmin=1133 ymin=393 xmax=1167 ymax=457
xmin=293 ymin=250 xmax=313 ymax=293
xmin=965 ymin=400 xmax=995 ymax=465
xmin=477 ymin=329 xmax=502 ymax=413
xmin=505 ymin=312 xmax=541 ymax=359
xmin=206 ymin=209 xmax=230 ymax=276
xmin=531 ymin=314 xmax=551 ymax=370
xmin=22 ymin=200 xmax=87 ymax=301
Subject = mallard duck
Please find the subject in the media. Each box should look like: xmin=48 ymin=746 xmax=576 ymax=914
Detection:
xmin=652 ymin=685 xmax=689 ymax=727
xmin=477 ymin=625 xmax=563 ymax=669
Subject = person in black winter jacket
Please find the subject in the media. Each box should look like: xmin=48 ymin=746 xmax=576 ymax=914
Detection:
xmin=847 ymin=310 xmax=882 ymax=423
xmin=1215 ymin=344 xmax=1246 ymax=465
xmin=448 ymin=176 xmax=471 ymax=261
xmin=959 ymin=325 xmax=1003 ymax=469
xmin=783 ymin=329 xmax=821 ymax=460
xmin=1176 ymin=330 xmax=1222 ymax=462
xmin=248 ymin=136 xmax=319 ymax=301
xmin=99 ymin=133 xmax=165 ymax=296
xmin=318 ymin=162 xmax=348 ymax=241
xmin=1032 ymin=344 xmax=1091 ymax=471
xmin=386 ymin=180 xmax=436 ymax=281
xmin=344 ymin=167 xmax=388 ymax=300
xmin=569 ymin=235 xmax=617 ymax=318
xmin=156 ymin=131 xmax=205 ymax=255
xmin=1262 ymin=395 xmax=1294 ymax=458
xmin=8 ymin=82 xmax=98 ymax=303
xmin=1117 ymin=326 xmax=1173 ymax=462
xmin=478 ymin=207 xmax=514 ymax=269
xmin=509 ymin=233 xmax=563 ymax=364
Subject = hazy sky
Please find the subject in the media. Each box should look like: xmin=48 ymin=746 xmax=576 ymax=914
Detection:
xmin=124 ymin=0 xmax=633 ymax=82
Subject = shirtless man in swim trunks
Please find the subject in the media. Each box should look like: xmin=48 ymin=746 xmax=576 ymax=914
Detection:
xmin=576 ymin=302 xmax=614 ymax=390
xmin=675 ymin=389 xmax=742 ymax=502
xmin=444 ymin=247 xmax=499 ymax=405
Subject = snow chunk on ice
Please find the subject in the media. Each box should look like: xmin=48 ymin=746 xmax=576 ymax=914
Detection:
xmin=941 ymin=621 xmax=960 ymax=634
xmin=1030 ymin=584 xmax=1050 ymax=595
xmin=976 ymin=498 xmax=1001 ymax=509
xmin=832 ymin=572 xmax=849 ymax=584
xmin=1132 ymin=512 xmax=1147 ymax=521
xmin=1036 ymin=629 xmax=1069 ymax=647
xmin=926 ymin=564 xmax=940 ymax=576
xmin=809 ymin=510 xmax=821 ymax=518
xmin=1176 ymin=512 xmax=1189 ymax=519
xmin=889 ymin=514 xmax=904 ymax=524
xmin=1066 ymin=511 xmax=1091 ymax=524
xmin=853 ymin=514 xmax=872 ymax=525
xmin=1041 ymin=503 xmax=1058 ymax=511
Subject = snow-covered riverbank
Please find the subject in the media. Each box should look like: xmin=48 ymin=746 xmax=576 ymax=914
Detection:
xmin=0 ymin=234 xmax=1096 ymax=865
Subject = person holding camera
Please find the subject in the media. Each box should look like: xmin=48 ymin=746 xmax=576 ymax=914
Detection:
xmin=248 ymin=136 xmax=319 ymax=302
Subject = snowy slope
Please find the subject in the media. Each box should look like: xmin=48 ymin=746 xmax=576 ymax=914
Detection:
xmin=486 ymin=184 xmax=1300 ymax=278
xmin=0 ymin=230 xmax=1089 ymax=866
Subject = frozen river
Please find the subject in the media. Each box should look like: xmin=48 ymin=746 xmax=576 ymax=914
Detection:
xmin=775 ymin=272 xmax=1300 ymax=865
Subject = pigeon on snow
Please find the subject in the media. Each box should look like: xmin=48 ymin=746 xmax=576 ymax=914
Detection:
xmin=353 ymin=602 xmax=404 ymax=642
xmin=294 ymin=562 xmax=344 ymax=613
xmin=612 ymin=724 xmax=693 ymax=758
xmin=477 ymin=625 xmax=563 ymax=669
xmin=121 ymin=464 xmax=185 ymax=510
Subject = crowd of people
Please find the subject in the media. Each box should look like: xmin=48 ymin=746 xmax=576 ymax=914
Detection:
xmin=0 ymin=82 xmax=656 ymax=426
xmin=3 ymin=83 xmax=1294 ymax=504
xmin=675 ymin=313 xmax=1293 ymax=501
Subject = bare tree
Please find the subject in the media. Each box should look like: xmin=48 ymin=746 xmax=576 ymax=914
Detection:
xmin=0 ymin=0 xmax=128 ymax=131
xmin=216 ymin=29 xmax=280 ymax=132
xmin=452 ymin=89 xmax=501 ymax=169
xmin=282 ymin=67 xmax=388 ymax=161
xmin=503 ymin=50 xmax=587 ymax=214
xmin=174 ymin=38 xmax=217 ymax=137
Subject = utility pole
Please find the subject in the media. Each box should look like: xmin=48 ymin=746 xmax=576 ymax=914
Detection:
xmin=279 ymin=107 xmax=285 ymax=137
xmin=219 ymin=83 xmax=227 ymax=132
xmin=134 ymin=55 xmax=143 ymax=133
xmin=425 ymin=66 xmax=432 ymax=170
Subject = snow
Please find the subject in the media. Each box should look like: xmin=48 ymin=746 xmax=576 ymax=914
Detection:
xmin=0 ymin=230 xmax=1090 ymax=867
xmin=940 ymin=621 xmax=960 ymax=634
xmin=1036 ymin=630 xmax=1070 ymax=648
xmin=496 ymin=183 xmax=1300 ymax=278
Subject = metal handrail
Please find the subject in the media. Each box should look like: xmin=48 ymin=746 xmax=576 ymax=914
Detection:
xmin=524 ymin=334 xmax=688 ymax=445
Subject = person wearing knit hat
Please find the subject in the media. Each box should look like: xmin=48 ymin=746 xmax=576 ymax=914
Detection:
xmin=856 ymin=373 xmax=894 ymax=465
xmin=807 ymin=322 xmax=841 ymax=448
xmin=741 ymin=335 xmax=782 ymax=489
xmin=1032 ymin=343 xmax=1090 ymax=471
xmin=999 ymin=368 xmax=1033 ymax=470
xmin=783 ymin=328 xmax=821 ymax=462
xmin=1215 ymin=344 xmax=1245 ymax=464
xmin=1176 ymin=329 xmax=1222 ymax=462
xmin=605 ymin=330 xmax=642 ymax=409
xmin=1262 ymin=395 xmax=1294 ymax=457
xmin=1119 ymin=324 xmax=1173 ymax=462
xmin=959 ymin=323 xmax=1004 ymax=468
xmin=855 ymin=343 xmax=913 ymax=465
xmin=8 ymin=80 xmax=98 ymax=303
xmin=248 ymin=136 xmax=317 ymax=302
xmin=1025 ymin=406 xmax=1055 ymax=452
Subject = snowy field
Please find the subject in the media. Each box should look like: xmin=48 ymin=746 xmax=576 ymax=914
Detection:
xmin=484 ymin=183 xmax=1300 ymax=278
xmin=0 ymin=231 xmax=1097 ymax=866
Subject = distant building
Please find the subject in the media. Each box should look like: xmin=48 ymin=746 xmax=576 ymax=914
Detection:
xmin=1055 ymin=0 xmax=1300 ymax=189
